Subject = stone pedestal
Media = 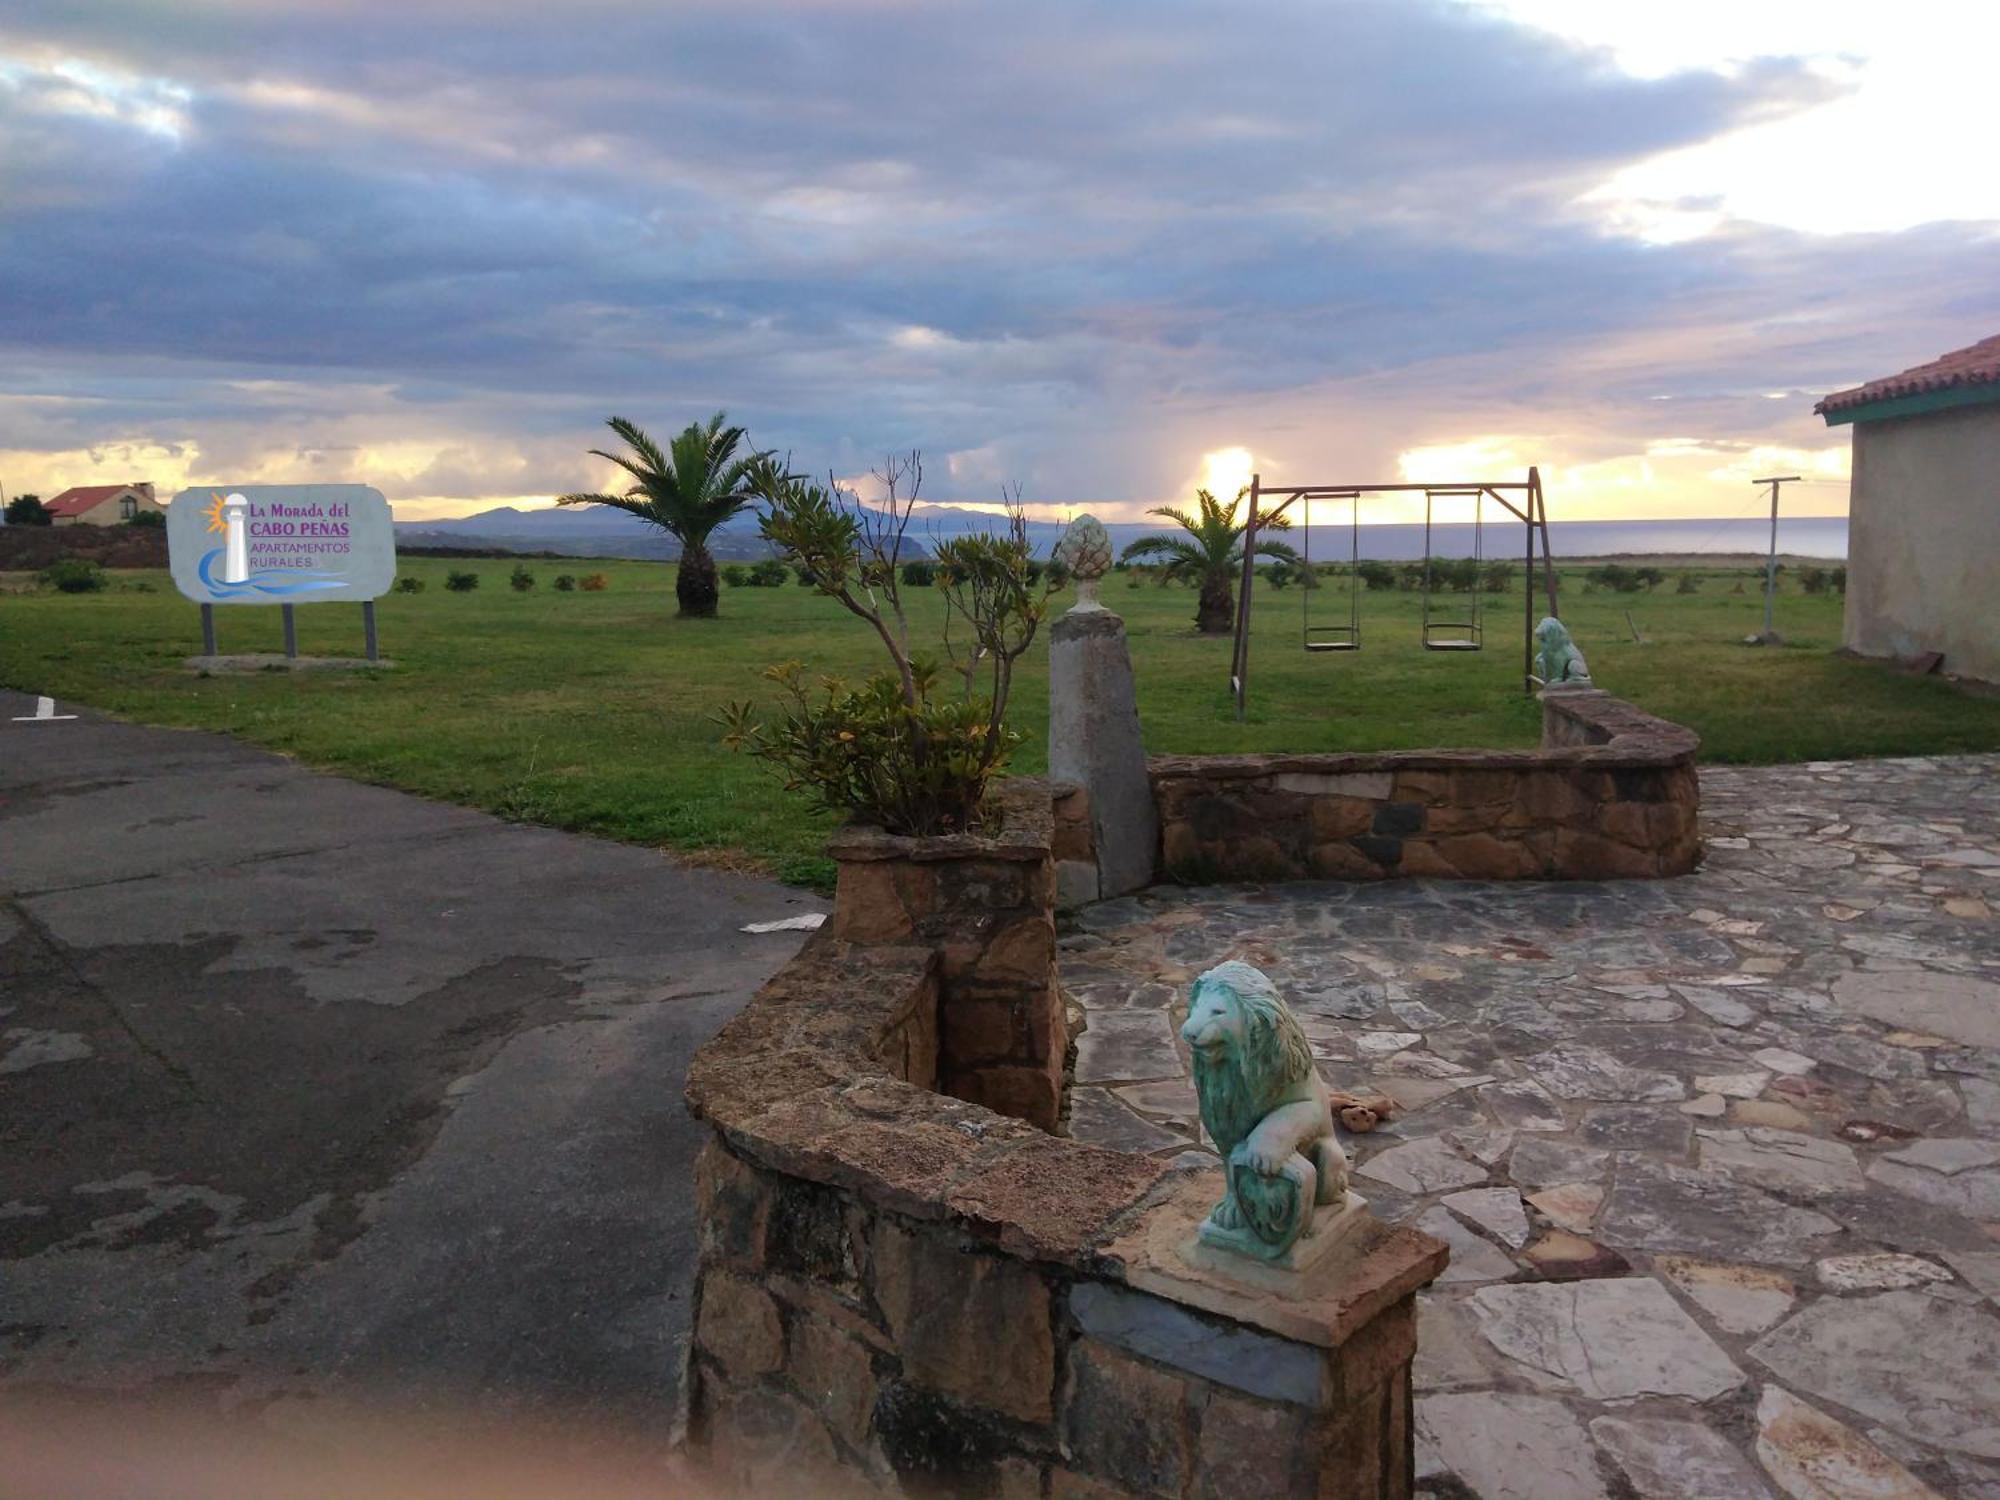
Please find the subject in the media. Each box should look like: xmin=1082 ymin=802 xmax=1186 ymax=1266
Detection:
xmin=1049 ymin=607 xmax=1158 ymax=904
xmin=1091 ymin=1172 xmax=1450 ymax=1499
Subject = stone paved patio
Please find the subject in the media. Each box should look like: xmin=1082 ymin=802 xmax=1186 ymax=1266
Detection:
xmin=1061 ymin=754 xmax=2000 ymax=1499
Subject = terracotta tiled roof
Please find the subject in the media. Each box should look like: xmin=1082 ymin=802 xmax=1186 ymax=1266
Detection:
xmin=1817 ymin=334 xmax=2000 ymax=416
xmin=43 ymin=484 xmax=141 ymax=517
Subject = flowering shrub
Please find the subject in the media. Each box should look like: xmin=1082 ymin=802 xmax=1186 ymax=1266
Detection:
xmin=720 ymin=451 xmax=1056 ymax=837
xmin=721 ymin=662 xmax=1012 ymax=835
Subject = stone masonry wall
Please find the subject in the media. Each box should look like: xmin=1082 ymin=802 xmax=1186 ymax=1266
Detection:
xmin=684 ymin=938 xmax=1448 ymax=1500
xmin=1151 ymin=687 xmax=1701 ymax=883
xmin=826 ymin=779 xmax=1066 ymax=1129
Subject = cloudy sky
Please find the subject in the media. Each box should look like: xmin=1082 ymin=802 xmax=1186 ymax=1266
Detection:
xmin=2 ymin=1 xmax=1995 ymax=524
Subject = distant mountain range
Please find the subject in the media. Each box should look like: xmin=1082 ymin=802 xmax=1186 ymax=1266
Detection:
xmin=395 ymin=500 xmax=1098 ymax=560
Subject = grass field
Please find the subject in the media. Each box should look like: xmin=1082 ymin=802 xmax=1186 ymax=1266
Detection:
xmin=5 ymin=556 xmax=1996 ymax=887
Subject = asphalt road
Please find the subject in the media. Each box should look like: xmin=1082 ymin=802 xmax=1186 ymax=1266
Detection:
xmin=0 ymin=688 xmax=820 ymax=1432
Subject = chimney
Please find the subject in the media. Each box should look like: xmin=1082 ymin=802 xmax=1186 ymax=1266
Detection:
xmin=136 ymin=482 xmax=155 ymax=500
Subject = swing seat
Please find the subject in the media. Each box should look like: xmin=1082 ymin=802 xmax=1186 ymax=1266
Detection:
xmin=1423 ymin=622 xmax=1483 ymax=651
xmin=1305 ymin=625 xmax=1359 ymax=653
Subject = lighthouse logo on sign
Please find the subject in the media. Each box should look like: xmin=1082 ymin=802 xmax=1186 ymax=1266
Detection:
xmin=168 ymin=483 xmax=397 ymax=606
xmin=193 ymin=490 xmax=346 ymax=598
xmin=206 ymin=492 xmax=253 ymax=584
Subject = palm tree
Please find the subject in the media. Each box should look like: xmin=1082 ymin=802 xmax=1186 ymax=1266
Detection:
xmin=558 ymin=413 xmax=765 ymax=618
xmin=1119 ymin=487 xmax=1299 ymax=633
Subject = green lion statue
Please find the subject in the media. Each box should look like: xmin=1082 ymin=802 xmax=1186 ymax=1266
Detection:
xmin=1180 ymin=961 xmax=1349 ymax=1262
xmin=1534 ymin=615 xmax=1591 ymax=686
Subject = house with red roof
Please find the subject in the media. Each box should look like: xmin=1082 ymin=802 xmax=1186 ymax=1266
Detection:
xmin=1817 ymin=335 xmax=2000 ymax=685
xmin=42 ymin=482 xmax=161 ymax=527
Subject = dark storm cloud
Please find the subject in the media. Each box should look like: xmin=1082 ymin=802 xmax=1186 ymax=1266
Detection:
xmin=0 ymin=1 xmax=1994 ymax=505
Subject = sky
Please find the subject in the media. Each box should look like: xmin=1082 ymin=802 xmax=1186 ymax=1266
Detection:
xmin=1 ymin=1 xmax=1995 ymax=526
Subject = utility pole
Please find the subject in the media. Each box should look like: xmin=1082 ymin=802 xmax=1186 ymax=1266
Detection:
xmin=1749 ymin=474 xmax=1801 ymax=646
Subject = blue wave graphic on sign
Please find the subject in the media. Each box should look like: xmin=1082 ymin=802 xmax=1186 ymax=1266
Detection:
xmin=197 ymin=547 xmax=349 ymax=599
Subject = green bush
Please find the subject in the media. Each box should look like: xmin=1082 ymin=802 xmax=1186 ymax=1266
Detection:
xmin=394 ymin=575 xmax=426 ymax=594
xmin=730 ymin=453 xmax=1055 ymax=836
xmin=553 ymin=574 xmax=577 ymax=591
xmin=1431 ymin=557 xmax=1480 ymax=594
xmin=1263 ymin=558 xmax=1312 ymax=590
xmin=1798 ymin=565 xmax=1832 ymax=595
xmin=509 ymin=564 xmax=536 ymax=592
xmin=899 ymin=559 xmax=937 ymax=587
xmin=1831 ymin=565 xmax=1847 ymax=594
xmin=579 ymin=572 xmax=609 ymax=592
xmin=1587 ymin=563 xmax=1645 ymax=593
xmin=445 ymin=571 xmax=479 ymax=592
xmin=1481 ymin=561 xmax=1513 ymax=593
xmin=126 ymin=509 xmax=165 ymax=529
xmin=721 ymin=564 xmax=750 ymax=587
xmin=1356 ymin=560 xmax=1398 ymax=592
xmin=723 ymin=663 xmax=1012 ymax=836
xmin=1676 ymin=572 xmax=1701 ymax=594
xmin=749 ymin=558 xmax=789 ymax=588
xmin=42 ymin=559 xmax=106 ymax=593
xmin=5 ymin=495 xmax=50 ymax=526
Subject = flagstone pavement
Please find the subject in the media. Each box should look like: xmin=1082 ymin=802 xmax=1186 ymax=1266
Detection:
xmin=1061 ymin=755 xmax=2000 ymax=1500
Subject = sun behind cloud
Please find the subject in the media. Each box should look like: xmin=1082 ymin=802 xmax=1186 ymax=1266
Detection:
xmin=1187 ymin=447 xmax=1255 ymax=503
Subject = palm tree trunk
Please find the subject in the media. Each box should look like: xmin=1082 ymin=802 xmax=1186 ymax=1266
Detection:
xmin=677 ymin=541 xmax=720 ymax=617
xmin=1196 ymin=573 xmax=1235 ymax=633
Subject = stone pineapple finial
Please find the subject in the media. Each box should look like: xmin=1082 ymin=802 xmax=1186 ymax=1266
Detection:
xmin=1055 ymin=514 xmax=1113 ymax=612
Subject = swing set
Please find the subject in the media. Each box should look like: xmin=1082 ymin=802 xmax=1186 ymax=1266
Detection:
xmin=1228 ymin=467 xmax=1559 ymax=719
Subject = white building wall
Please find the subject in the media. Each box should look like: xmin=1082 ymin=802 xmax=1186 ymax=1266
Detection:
xmin=1845 ymin=403 xmax=2000 ymax=685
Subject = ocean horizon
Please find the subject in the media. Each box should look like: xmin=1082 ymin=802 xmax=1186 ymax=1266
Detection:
xmin=1286 ymin=515 xmax=1849 ymax=563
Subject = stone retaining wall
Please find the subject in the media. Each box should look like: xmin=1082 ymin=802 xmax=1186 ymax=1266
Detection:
xmin=825 ymin=779 xmax=1067 ymax=1129
xmin=684 ymin=935 xmax=1447 ymax=1499
xmin=1151 ymin=687 xmax=1701 ymax=883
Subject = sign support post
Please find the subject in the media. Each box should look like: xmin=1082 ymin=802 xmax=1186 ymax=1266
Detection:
xmin=363 ymin=601 xmax=379 ymax=663
xmin=282 ymin=604 xmax=298 ymax=659
xmin=201 ymin=604 xmax=217 ymax=656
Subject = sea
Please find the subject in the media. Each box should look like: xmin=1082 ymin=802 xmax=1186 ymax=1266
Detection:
xmin=1286 ymin=515 xmax=1848 ymax=563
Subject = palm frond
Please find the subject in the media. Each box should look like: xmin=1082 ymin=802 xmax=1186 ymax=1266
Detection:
xmin=557 ymin=491 xmax=649 ymax=516
xmin=604 ymin=417 xmax=670 ymax=477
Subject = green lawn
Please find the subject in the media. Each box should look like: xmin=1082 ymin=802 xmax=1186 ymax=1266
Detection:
xmin=4 ymin=558 xmax=1996 ymax=887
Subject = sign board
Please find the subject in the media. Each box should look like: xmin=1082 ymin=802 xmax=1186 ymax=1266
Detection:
xmin=167 ymin=484 xmax=395 ymax=605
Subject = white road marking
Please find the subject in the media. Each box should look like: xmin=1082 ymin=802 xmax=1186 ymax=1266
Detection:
xmin=741 ymin=913 xmax=828 ymax=933
xmin=11 ymin=696 xmax=77 ymax=723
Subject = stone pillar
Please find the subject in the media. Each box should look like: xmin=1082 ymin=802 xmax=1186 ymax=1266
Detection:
xmin=1078 ymin=1172 xmax=1448 ymax=1500
xmin=1049 ymin=605 xmax=1157 ymax=906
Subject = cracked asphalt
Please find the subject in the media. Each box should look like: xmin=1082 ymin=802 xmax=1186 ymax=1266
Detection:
xmin=0 ymin=688 xmax=821 ymax=1430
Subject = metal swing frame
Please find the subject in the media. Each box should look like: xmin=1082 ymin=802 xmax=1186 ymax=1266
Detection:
xmin=1228 ymin=467 xmax=1558 ymax=719
xmin=1302 ymin=490 xmax=1361 ymax=652
xmin=1420 ymin=487 xmax=1484 ymax=652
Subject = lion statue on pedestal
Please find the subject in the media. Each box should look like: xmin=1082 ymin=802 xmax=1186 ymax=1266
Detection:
xmin=1180 ymin=960 xmax=1350 ymax=1261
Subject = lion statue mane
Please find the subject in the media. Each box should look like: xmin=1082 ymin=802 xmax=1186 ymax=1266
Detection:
xmin=1181 ymin=960 xmax=1349 ymax=1255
